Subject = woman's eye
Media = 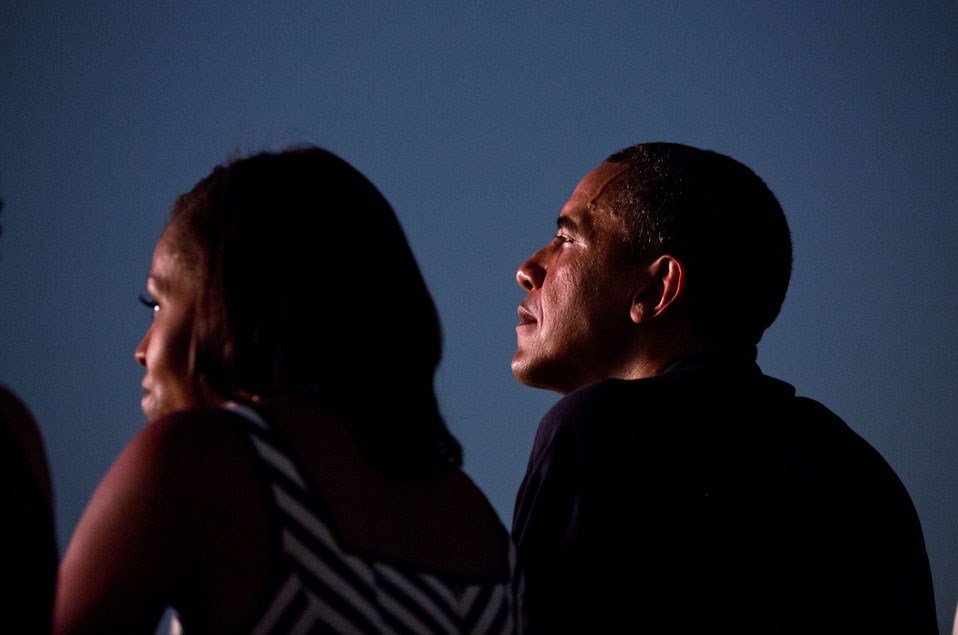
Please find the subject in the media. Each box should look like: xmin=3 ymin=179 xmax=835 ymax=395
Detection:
xmin=138 ymin=294 xmax=159 ymax=313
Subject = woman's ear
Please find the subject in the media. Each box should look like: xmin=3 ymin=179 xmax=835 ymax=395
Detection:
xmin=629 ymin=255 xmax=686 ymax=324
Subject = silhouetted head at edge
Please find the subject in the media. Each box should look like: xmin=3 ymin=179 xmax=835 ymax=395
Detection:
xmin=144 ymin=147 xmax=461 ymax=476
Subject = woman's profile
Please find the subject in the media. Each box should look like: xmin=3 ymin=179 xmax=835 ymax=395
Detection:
xmin=54 ymin=148 xmax=519 ymax=633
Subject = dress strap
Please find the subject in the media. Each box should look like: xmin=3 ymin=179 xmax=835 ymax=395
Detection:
xmin=225 ymin=402 xmax=270 ymax=430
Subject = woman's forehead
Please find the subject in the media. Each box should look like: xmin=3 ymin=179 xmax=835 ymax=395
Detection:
xmin=149 ymin=226 xmax=202 ymax=289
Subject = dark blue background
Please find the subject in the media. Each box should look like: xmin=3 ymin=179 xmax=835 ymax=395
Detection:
xmin=2 ymin=3 xmax=955 ymax=631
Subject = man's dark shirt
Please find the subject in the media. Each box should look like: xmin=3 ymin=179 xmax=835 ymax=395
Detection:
xmin=513 ymin=355 xmax=937 ymax=633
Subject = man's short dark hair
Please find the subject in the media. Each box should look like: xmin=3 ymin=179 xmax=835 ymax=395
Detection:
xmin=606 ymin=143 xmax=792 ymax=349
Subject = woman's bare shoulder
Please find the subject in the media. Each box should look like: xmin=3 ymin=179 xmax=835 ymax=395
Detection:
xmin=114 ymin=408 xmax=265 ymax=526
xmin=126 ymin=408 xmax=255 ymax=473
xmin=55 ymin=407 xmax=270 ymax=633
xmin=63 ymin=408 xmax=256 ymax=555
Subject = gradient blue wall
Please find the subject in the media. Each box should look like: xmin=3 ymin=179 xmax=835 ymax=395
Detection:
xmin=2 ymin=2 xmax=955 ymax=631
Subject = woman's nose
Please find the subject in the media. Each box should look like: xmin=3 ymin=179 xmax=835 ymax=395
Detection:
xmin=134 ymin=325 xmax=151 ymax=367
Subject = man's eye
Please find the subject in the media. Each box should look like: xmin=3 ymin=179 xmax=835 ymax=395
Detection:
xmin=138 ymin=294 xmax=159 ymax=313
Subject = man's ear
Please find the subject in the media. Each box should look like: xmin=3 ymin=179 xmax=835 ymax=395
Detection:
xmin=630 ymin=255 xmax=686 ymax=324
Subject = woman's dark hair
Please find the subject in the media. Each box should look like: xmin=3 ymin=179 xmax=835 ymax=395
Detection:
xmin=169 ymin=147 xmax=461 ymax=477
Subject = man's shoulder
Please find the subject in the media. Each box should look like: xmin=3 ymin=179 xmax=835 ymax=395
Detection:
xmin=541 ymin=365 xmax=792 ymax=428
xmin=549 ymin=378 xmax=635 ymax=417
xmin=537 ymin=378 xmax=646 ymax=439
xmin=531 ymin=376 xmax=684 ymax=460
xmin=548 ymin=374 xmax=680 ymax=418
xmin=533 ymin=368 xmax=863 ymax=459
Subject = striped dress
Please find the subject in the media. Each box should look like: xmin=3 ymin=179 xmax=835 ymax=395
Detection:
xmin=215 ymin=403 xmax=521 ymax=635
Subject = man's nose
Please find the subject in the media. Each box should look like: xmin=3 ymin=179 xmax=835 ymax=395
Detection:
xmin=516 ymin=249 xmax=546 ymax=291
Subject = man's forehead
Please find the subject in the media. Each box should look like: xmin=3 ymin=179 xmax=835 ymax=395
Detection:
xmin=558 ymin=162 xmax=631 ymax=237
xmin=569 ymin=161 xmax=630 ymax=208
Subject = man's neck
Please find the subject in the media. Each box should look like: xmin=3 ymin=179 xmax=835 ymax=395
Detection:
xmin=630 ymin=327 xmax=705 ymax=379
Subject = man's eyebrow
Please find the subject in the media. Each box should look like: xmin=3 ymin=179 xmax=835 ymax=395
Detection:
xmin=556 ymin=215 xmax=580 ymax=233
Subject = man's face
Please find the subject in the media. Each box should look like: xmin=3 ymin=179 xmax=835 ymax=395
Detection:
xmin=512 ymin=161 xmax=642 ymax=393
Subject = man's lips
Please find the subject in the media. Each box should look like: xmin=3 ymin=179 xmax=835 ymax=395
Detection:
xmin=517 ymin=304 xmax=537 ymax=327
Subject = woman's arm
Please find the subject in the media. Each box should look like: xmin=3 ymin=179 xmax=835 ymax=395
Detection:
xmin=54 ymin=416 xmax=197 ymax=634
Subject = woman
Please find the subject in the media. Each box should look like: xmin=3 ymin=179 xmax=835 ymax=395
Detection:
xmin=55 ymin=148 xmax=519 ymax=633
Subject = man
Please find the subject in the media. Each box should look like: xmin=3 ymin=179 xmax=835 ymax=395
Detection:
xmin=511 ymin=143 xmax=937 ymax=633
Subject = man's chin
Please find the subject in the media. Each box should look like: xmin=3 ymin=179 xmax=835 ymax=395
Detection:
xmin=510 ymin=352 xmax=534 ymax=385
xmin=511 ymin=354 xmax=567 ymax=393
